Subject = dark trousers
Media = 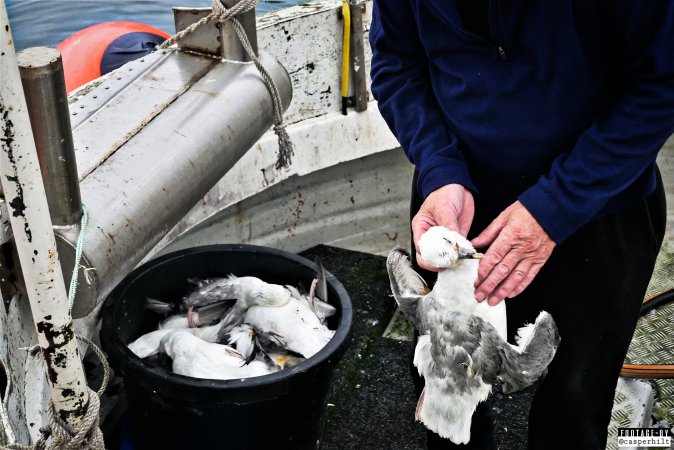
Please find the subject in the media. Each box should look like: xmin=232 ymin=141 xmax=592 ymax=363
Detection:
xmin=409 ymin=170 xmax=666 ymax=450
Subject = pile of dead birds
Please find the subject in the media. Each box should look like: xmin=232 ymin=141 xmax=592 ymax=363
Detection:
xmin=127 ymin=265 xmax=336 ymax=380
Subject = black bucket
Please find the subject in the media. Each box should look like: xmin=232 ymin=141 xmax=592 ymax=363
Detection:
xmin=100 ymin=244 xmax=353 ymax=450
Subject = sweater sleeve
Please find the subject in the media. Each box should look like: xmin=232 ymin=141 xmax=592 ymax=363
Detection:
xmin=370 ymin=0 xmax=477 ymax=198
xmin=519 ymin=0 xmax=674 ymax=243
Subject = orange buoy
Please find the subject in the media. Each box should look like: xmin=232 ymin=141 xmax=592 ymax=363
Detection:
xmin=56 ymin=21 xmax=170 ymax=93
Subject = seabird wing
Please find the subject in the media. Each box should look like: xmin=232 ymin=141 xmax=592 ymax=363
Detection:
xmin=314 ymin=258 xmax=328 ymax=302
xmin=215 ymin=304 xmax=249 ymax=342
xmin=182 ymin=276 xmax=238 ymax=309
xmin=386 ymin=247 xmax=428 ymax=330
xmin=497 ymin=311 xmax=560 ymax=394
xmin=192 ymin=299 xmax=235 ymax=325
xmin=145 ymin=298 xmax=177 ymax=316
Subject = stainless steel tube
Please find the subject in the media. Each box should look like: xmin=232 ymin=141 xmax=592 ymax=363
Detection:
xmin=59 ymin=50 xmax=292 ymax=318
xmin=17 ymin=47 xmax=82 ymax=226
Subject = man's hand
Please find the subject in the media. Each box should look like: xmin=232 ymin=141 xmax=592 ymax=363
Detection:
xmin=471 ymin=201 xmax=555 ymax=305
xmin=413 ymin=184 xmax=475 ymax=272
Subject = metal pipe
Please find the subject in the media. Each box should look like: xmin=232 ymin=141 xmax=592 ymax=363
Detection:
xmin=18 ymin=47 xmax=82 ymax=226
xmin=0 ymin=0 xmax=89 ymax=431
xmin=220 ymin=0 xmax=258 ymax=61
xmin=58 ymin=50 xmax=292 ymax=317
xmin=350 ymin=0 xmax=368 ymax=112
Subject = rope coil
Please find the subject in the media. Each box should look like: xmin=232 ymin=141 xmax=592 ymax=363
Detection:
xmin=0 ymin=336 xmax=109 ymax=450
xmin=160 ymin=0 xmax=294 ymax=170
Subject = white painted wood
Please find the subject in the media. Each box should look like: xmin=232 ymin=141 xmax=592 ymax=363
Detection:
xmin=257 ymin=0 xmax=373 ymax=125
xmin=0 ymin=0 xmax=89 ymax=432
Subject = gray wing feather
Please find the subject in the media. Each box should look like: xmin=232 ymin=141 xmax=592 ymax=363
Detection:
xmin=463 ymin=312 xmax=560 ymax=394
xmin=386 ymin=247 xmax=428 ymax=330
xmin=183 ymin=277 xmax=239 ymax=309
xmin=497 ymin=311 xmax=560 ymax=394
xmin=215 ymin=305 xmax=248 ymax=343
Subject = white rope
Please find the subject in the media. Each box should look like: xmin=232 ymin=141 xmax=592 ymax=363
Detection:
xmin=159 ymin=0 xmax=295 ymax=170
xmin=0 ymin=336 xmax=109 ymax=450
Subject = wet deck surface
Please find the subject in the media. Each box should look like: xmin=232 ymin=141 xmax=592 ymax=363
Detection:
xmin=301 ymin=245 xmax=533 ymax=450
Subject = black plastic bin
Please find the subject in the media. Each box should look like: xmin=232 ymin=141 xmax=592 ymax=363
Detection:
xmin=100 ymin=244 xmax=353 ymax=450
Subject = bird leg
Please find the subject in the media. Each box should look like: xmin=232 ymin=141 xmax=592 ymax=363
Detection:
xmin=308 ymin=278 xmax=318 ymax=315
xmin=187 ymin=307 xmax=196 ymax=328
xmin=415 ymin=388 xmax=426 ymax=421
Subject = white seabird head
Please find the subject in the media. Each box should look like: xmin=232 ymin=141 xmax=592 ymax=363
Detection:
xmin=418 ymin=226 xmax=477 ymax=269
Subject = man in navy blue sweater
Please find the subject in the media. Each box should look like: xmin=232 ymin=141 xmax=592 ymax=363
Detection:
xmin=370 ymin=1 xmax=674 ymax=448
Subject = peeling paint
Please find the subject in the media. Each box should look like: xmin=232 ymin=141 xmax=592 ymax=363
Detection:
xmin=0 ymin=104 xmax=32 ymax=242
xmin=35 ymin=321 xmax=74 ymax=384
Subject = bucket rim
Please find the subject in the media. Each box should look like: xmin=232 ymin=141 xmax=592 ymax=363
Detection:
xmin=101 ymin=243 xmax=353 ymax=391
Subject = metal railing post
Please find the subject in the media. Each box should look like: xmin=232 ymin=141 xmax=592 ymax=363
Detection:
xmin=18 ymin=47 xmax=83 ymax=227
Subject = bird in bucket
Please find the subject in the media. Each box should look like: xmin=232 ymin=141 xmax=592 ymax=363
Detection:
xmin=130 ymin=266 xmax=337 ymax=376
xmin=386 ymin=226 xmax=560 ymax=444
xmin=236 ymin=289 xmax=336 ymax=358
xmin=225 ymin=323 xmax=305 ymax=368
xmin=128 ymin=300 xmax=235 ymax=358
xmin=147 ymin=272 xmax=336 ymax=358
xmin=159 ymin=330 xmax=276 ymax=380
xmin=127 ymin=317 xmax=224 ymax=358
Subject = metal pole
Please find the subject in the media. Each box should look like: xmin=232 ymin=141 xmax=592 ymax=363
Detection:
xmin=350 ymin=0 xmax=368 ymax=112
xmin=220 ymin=0 xmax=258 ymax=61
xmin=0 ymin=0 xmax=89 ymax=431
xmin=18 ymin=47 xmax=82 ymax=226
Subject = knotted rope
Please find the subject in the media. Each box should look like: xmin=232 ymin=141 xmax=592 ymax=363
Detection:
xmin=160 ymin=0 xmax=294 ymax=170
xmin=0 ymin=336 xmax=109 ymax=450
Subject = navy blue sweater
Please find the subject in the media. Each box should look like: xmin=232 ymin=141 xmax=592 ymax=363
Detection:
xmin=370 ymin=0 xmax=674 ymax=243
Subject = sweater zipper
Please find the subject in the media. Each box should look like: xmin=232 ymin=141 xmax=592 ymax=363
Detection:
xmin=452 ymin=1 xmax=508 ymax=60
xmin=493 ymin=0 xmax=508 ymax=60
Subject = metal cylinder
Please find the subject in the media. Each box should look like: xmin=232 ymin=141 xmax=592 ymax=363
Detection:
xmin=59 ymin=50 xmax=292 ymax=318
xmin=17 ymin=47 xmax=82 ymax=226
xmin=220 ymin=0 xmax=258 ymax=61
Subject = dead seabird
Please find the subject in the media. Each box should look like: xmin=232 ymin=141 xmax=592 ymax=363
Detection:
xmin=129 ymin=317 xmax=226 ymax=358
xmin=387 ymin=226 xmax=560 ymax=444
xmin=226 ymin=323 xmax=306 ymax=368
xmin=160 ymin=330 xmax=276 ymax=380
xmin=239 ymin=294 xmax=335 ymax=359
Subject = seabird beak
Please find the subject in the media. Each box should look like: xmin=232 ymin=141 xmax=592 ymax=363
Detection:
xmin=459 ymin=253 xmax=485 ymax=260
xmin=455 ymin=243 xmax=484 ymax=260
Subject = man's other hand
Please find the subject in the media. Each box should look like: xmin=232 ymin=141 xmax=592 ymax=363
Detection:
xmin=471 ymin=201 xmax=555 ymax=305
xmin=412 ymin=184 xmax=475 ymax=272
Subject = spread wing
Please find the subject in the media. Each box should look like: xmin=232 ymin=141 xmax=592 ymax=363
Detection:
xmin=386 ymin=247 xmax=429 ymax=330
